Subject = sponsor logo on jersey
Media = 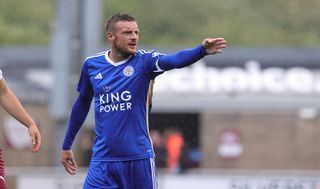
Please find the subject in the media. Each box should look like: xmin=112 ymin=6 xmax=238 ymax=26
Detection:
xmin=98 ymin=91 xmax=132 ymax=113
xmin=94 ymin=73 xmax=103 ymax=79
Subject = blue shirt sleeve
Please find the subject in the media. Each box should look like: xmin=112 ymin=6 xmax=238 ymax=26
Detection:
xmin=62 ymin=61 xmax=93 ymax=150
xmin=77 ymin=61 xmax=94 ymax=96
xmin=143 ymin=45 xmax=207 ymax=78
xmin=142 ymin=50 xmax=166 ymax=78
xmin=157 ymin=45 xmax=207 ymax=71
xmin=62 ymin=93 xmax=92 ymax=150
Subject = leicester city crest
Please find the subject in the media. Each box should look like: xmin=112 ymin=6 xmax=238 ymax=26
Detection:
xmin=123 ymin=66 xmax=134 ymax=77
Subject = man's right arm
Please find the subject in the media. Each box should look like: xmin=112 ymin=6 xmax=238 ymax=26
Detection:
xmin=62 ymin=93 xmax=92 ymax=150
xmin=61 ymin=92 xmax=92 ymax=175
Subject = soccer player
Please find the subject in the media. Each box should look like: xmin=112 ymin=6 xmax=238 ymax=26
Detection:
xmin=0 ymin=69 xmax=41 ymax=189
xmin=61 ymin=13 xmax=226 ymax=189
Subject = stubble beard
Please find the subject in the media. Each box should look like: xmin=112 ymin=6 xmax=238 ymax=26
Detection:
xmin=117 ymin=44 xmax=136 ymax=57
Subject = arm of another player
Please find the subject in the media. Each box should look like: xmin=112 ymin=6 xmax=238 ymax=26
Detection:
xmin=61 ymin=93 xmax=92 ymax=175
xmin=0 ymin=79 xmax=41 ymax=153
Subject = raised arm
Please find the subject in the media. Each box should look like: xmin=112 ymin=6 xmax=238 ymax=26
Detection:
xmin=158 ymin=38 xmax=226 ymax=71
xmin=0 ymin=79 xmax=41 ymax=152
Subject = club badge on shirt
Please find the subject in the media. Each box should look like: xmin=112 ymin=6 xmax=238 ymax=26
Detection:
xmin=123 ymin=66 xmax=134 ymax=77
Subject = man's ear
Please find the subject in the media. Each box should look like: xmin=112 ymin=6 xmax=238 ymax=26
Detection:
xmin=107 ymin=32 xmax=114 ymax=40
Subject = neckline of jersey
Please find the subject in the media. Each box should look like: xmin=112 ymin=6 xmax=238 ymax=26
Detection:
xmin=105 ymin=51 xmax=132 ymax=67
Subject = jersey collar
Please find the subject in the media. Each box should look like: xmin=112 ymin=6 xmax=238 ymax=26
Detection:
xmin=105 ymin=51 xmax=132 ymax=67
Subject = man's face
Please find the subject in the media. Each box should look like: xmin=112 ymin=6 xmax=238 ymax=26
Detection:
xmin=108 ymin=21 xmax=139 ymax=55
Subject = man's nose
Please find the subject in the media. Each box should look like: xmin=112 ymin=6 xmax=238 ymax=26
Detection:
xmin=131 ymin=33 xmax=138 ymax=39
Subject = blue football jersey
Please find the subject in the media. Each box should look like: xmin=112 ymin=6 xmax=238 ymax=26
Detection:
xmin=78 ymin=50 xmax=165 ymax=161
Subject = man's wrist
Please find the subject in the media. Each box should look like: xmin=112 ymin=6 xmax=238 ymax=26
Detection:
xmin=62 ymin=144 xmax=72 ymax=150
xmin=62 ymin=147 xmax=71 ymax=151
xmin=26 ymin=122 xmax=37 ymax=129
xmin=199 ymin=44 xmax=208 ymax=56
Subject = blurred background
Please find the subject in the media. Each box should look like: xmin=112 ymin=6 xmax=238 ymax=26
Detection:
xmin=1 ymin=0 xmax=320 ymax=188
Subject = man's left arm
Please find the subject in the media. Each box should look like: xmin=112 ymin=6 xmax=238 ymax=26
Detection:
xmin=158 ymin=38 xmax=226 ymax=71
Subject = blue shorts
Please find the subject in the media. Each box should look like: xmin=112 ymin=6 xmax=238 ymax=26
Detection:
xmin=83 ymin=158 xmax=158 ymax=189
